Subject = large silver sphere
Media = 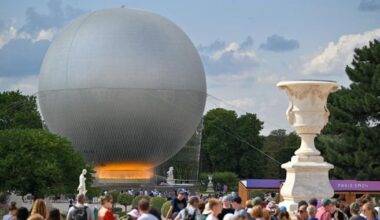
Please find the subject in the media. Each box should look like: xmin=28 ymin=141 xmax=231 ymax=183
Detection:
xmin=38 ymin=8 xmax=206 ymax=170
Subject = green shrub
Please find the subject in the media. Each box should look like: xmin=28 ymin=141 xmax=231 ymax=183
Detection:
xmin=118 ymin=193 xmax=134 ymax=211
xmin=200 ymin=172 xmax=238 ymax=192
xmin=131 ymin=195 xmax=151 ymax=208
xmin=161 ymin=201 xmax=171 ymax=217
xmin=112 ymin=207 xmax=123 ymax=213
xmin=150 ymin=197 xmax=167 ymax=212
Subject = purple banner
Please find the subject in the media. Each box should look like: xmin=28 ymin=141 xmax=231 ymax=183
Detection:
xmin=246 ymin=179 xmax=380 ymax=192
xmin=330 ymin=180 xmax=380 ymax=191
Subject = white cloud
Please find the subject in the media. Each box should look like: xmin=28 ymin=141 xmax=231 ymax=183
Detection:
xmin=302 ymin=28 xmax=380 ymax=76
xmin=0 ymin=26 xmax=17 ymax=48
xmin=33 ymin=29 xmax=56 ymax=42
xmin=0 ymin=75 xmax=38 ymax=95
xmin=210 ymin=42 xmax=256 ymax=61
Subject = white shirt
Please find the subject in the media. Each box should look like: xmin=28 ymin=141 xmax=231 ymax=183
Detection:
xmin=66 ymin=203 xmax=93 ymax=220
xmin=177 ymin=206 xmax=201 ymax=220
xmin=206 ymin=214 xmax=218 ymax=220
xmin=137 ymin=213 xmax=158 ymax=220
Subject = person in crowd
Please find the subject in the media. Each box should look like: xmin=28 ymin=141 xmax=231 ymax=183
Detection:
xmin=175 ymin=196 xmax=201 ymax=220
xmin=98 ymin=195 xmax=115 ymax=220
xmin=349 ymin=202 xmax=365 ymax=220
xmin=67 ymin=194 xmax=93 ymax=220
xmin=27 ymin=214 xmax=44 ymax=220
xmin=3 ymin=202 xmax=17 ymax=220
xmin=48 ymin=209 xmax=61 ymax=220
xmin=331 ymin=199 xmax=348 ymax=220
xmin=251 ymin=205 xmax=263 ymax=220
xmin=245 ymin=200 xmax=253 ymax=215
xmin=201 ymin=203 xmax=211 ymax=220
xmin=298 ymin=201 xmax=308 ymax=209
xmin=206 ymin=199 xmax=222 ymax=220
xmin=222 ymin=214 xmax=234 ymax=220
xmin=137 ymin=198 xmax=158 ymax=220
xmin=31 ymin=199 xmax=48 ymax=220
xmin=127 ymin=209 xmax=140 ymax=220
xmin=308 ymin=199 xmax=318 ymax=208
xmin=361 ymin=202 xmax=378 ymax=220
xmin=306 ymin=206 xmax=317 ymax=220
xmin=297 ymin=205 xmax=308 ymax=220
xmin=316 ymin=199 xmax=333 ymax=220
xmin=232 ymin=197 xmax=245 ymax=216
xmin=278 ymin=207 xmax=290 ymax=220
xmin=198 ymin=203 xmax=206 ymax=218
xmin=17 ymin=207 xmax=29 ymax=220
xmin=148 ymin=208 xmax=161 ymax=220
xmin=218 ymin=196 xmax=234 ymax=220
xmin=166 ymin=189 xmax=187 ymax=220
xmin=69 ymin=200 xmax=74 ymax=210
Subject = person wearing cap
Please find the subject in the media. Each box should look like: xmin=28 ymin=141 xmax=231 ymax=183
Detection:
xmin=166 ymin=189 xmax=188 ymax=220
xmin=348 ymin=202 xmax=366 ymax=220
xmin=217 ymin=196 xmax=234 ymax=220
xmin=175 ymin=196 xmax=201 ymax=220
xmin=316 ymin=199 xmax=334 ymax=220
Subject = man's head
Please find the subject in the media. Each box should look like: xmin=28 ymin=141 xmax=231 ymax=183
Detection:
xmin=177 ymin=189 xmax=186 ymax=200
xmin=138 ymin=198 xmax=150 ymax=213
xmin=306 ymin=205 xmax=317 ymax=218
xmin=308 ymin=198 xmax=318 ymax=207
xmin=209 ymin=198 xmax=222 ymax=215
xmin=297 ymin=205 xmax=308 ymax=220
xmin=231 ymin=196 xmax=242 ymax=209
xmin=321 ymin=199 xmax=333 ymax=212
xmin=222 ymin=195 xmax=233 ymax=208
xmin=189 ymin=196 xmax=200 ymax=208
xmin=362 ymin=202 xmax=374 ymax=218
xmin=350 ymin=202 xmax=361 ymax=215
xmin=252 ymin=197 xmax=263 ymax=206
xmin=76 ymin=193 xmax=85 ymax=204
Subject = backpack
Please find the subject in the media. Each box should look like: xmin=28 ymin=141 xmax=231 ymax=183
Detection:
xmin=72 ymin=206 xmax=88 ymax=220
xmin=183 ymin=208 xmax=196 ymax=220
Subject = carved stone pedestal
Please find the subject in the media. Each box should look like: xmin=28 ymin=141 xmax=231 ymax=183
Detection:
xmin=276 ymin=80 xmax=339 ymax=217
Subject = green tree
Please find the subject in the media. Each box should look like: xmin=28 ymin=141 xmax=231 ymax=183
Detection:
xmin=0 ymin=91 xmax=42 ymax=130
xmin=0 ymin=129 xmax=91 ymax=198
xmin=200 ymin=108 xmax=264 ymax=178
xmin=118 ymin=193 xmax=134 ymax=211
xmin=317 ymin=39 xmax=380 ymax=180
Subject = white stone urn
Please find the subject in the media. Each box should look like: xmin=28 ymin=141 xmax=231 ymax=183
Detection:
xmin=277 ymin=80 xmax=339 ymax=216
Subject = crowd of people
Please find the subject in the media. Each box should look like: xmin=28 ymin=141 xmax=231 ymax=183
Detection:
xmin=1 ymin=194 xmax=114 ymax=220
xmin=2 ymin=191 xmax=380 ymax=220
xmin=126 ymin=189 xmax=380 ymax=220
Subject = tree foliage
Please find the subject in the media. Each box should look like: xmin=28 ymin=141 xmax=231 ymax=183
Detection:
xmin=0 ymin=91 xmax=42 ymax=130
xmin=118 ymin=193 xmax=134 ymax=211
xmin=317 ymin=39 xmax=380 ymax=180
xmin=0 ymin=129 xmax=90 ymax=198
xmin=200 ymin=108 xmax=264 ymax=178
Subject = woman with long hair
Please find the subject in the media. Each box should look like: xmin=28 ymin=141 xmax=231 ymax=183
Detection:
xmin=98 ymin=195 xmax=115 ymax=220
xmin=31 ymin=199 xmax=47 ymax=220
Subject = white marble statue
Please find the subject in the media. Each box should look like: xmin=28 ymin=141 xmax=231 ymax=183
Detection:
xmin=77 ymin=169 xmax=87 ymax=195
xmin=206 ymin=175 xmax=214 ymax=193
xmin=166 ymin=166 xmax=175 ymax=185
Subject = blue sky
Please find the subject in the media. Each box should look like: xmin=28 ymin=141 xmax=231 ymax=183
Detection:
xmin=1 ymin=0 xmax=380 ymax=134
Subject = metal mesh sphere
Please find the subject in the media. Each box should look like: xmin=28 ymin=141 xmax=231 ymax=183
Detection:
xmin=38 ymin=8 xmax=206 ymax=168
